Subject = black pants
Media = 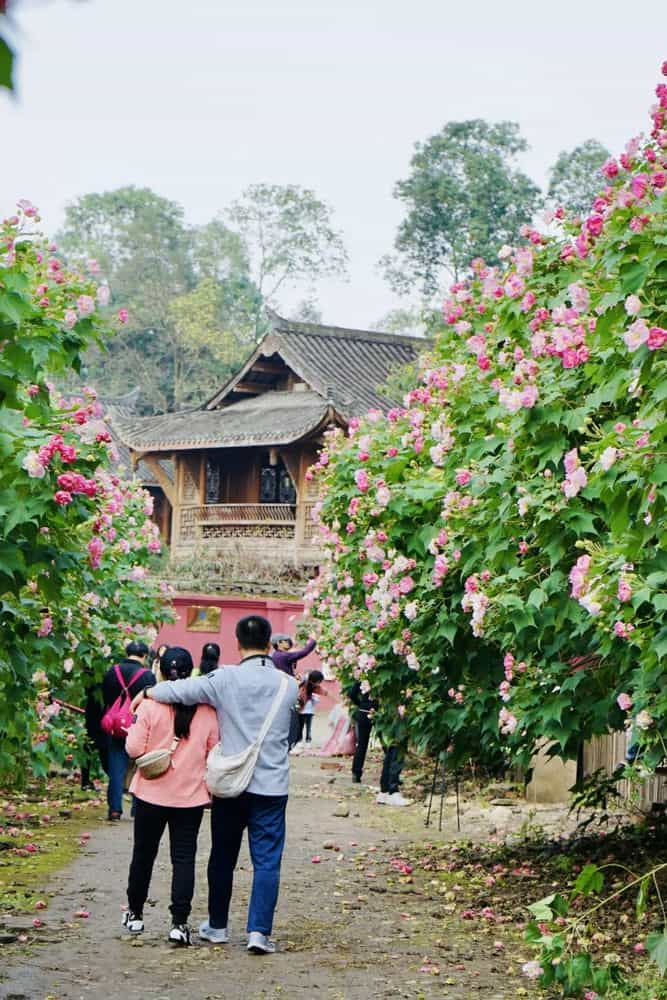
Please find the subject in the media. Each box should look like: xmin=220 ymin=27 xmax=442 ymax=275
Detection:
xmin=288 ymin=709 xmax=301 ymax=749
xmin=352 ymin=713 xmax=373 ymax=780
xmin=127 ymin=798 xmax=204 ymax=925
xmin=380 ymin=745 xmax=404 ymax=794
xmin=298 ymin=714 xmax=313 ymax=742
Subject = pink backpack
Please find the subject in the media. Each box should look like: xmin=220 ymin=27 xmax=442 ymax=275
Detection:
xmin=101 ymin=665 xmax=146 ymax=739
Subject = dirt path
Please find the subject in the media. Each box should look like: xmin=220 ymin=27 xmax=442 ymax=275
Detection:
xmin=0 ymin=755 xmax=524 ymax=1000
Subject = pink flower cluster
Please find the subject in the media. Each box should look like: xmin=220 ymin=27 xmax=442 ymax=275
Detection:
xmin=432 ymin=554 xmax=448 ymax=586
xmin=53 ymin=472 xmax=98 ymax=506
xmin=461 ymin=575 xmax=490 ymax=637
xmin=87 ymin=536 xmax=105 ymax=570
xmin=613 ymin=621 xmax=635 ymax=640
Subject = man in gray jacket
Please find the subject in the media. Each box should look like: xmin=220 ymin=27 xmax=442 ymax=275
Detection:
xmin=132 ymin=615 xmax=298 ymax=954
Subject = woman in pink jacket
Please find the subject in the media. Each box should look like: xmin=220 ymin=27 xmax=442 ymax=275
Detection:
xmin=123 ymin=646 xmax=218 ymax=945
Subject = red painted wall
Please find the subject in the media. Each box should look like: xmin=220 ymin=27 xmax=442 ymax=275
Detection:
xmin=155 ymin=594 xmax=340 ymax=710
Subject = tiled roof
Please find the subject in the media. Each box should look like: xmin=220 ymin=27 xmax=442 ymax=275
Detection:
xmin=205 ymin=310 xmax=427 ymax=417
xmin=113 ymin=390 xmax=332 ymax=453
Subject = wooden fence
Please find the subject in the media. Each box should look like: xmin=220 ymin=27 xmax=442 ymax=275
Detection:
xmin=583 ymin=732 xmax=667 ymax=811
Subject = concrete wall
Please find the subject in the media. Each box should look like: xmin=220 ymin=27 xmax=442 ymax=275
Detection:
xmin=526 ymin=744 xmax=577 ymax=803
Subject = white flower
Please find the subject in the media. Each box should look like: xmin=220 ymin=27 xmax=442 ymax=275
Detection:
xmin=635 ymin=710 xmax=653 ymax=730
xmin=429 ymin=444 xmax=445 ymax=467
xmin=522 ymin=961 xmax=544 ymax=980
xmin=375 ymin=485 xmax=391 ymax=508
xmin=404 ymin=601 xmax=419 ymax=621
xmin=579 ymin=593 xmax=602 ymax=617
xmin=598 ymin=446 xmax=617 ymax=472
xmin=406 ymin=652 xmax=420 ymax=671
xmin=517 ymin=496 xmax=530 ymax=517
xmin=22 ymin=450 xmax=46 ymax=478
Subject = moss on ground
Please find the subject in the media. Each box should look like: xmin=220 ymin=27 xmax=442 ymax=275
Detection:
xmin=0 ymin=777 xmax=105 ymax=915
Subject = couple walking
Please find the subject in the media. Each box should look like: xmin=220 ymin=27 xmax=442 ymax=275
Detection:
xmin=124 ymin=614 xmax=298 ymax=953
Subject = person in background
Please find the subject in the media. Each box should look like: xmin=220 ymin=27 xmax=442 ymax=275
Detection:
xmin=132 ymin=615 xmax=298 ymax=956
xmin=199 ymin=642 xmax=221 ymax=675
xmin=123 ymin=647 xmax=218 ymax=946
xmin=80 ymin=683 xmax=107 ymax=790
xmin=151 ymin=644 xmax=168 ymax=681
xmin=377 ymin=744 xmax=411 ymax=807
xmin=102 ymin=640 xmax=155 ymax=821
xmin=272 ymin=634 xmax=316 ymax=751
xmin=296 ymin=669 xmax=325 ymax=746
xmin=270 ymin=634 xmax=316 ymax=677
xmin=348 ymin=680 xmax=378 ymax=784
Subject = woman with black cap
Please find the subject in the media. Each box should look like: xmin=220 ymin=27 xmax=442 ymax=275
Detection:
xmin=123 ymin=646 xmax=218 ymax=946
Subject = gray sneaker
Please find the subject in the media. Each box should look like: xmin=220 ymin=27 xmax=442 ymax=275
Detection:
xmin=247 ymin=931 xmax=275 ymax=954
xmin=199 ymin=920 xmax=229 ymax=944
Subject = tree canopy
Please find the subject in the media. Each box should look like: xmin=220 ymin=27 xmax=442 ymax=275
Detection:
xmin=57 ymin=185 xmax=347 ymax=412
xmin=383 ymin=120 xmax=543 ymax=295
xmin=548 ymin=138 xmax=612 ymax=217
xmin=227 ymin=183 xmax=348 ymax=321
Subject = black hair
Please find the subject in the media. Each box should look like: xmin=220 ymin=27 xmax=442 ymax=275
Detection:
xmin=200 ymin=642 xmax=220 ymax=675
xmin=126 ymin=640 xmax=149 ymax=659
xmin=161 ymin=647 xmax=197 ymax=739
xmin=235 ymin=615 xmax=272 ymax=651
xmin=303 ymin=669 xmax=325 ymax=700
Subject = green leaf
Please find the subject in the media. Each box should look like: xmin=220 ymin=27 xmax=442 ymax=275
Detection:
xmin=636 ymin=875 xmax=650 ymax=919
xmin=0 ymin=37 xmax=14 ymax=92
xmin=654 ymin=629 xmax=667 ymax=661
xmin=528 ymin=588 xmax=546 ymax=608
xmin=574 ymin=863 xmax=604 ymax=896
xmin=528 ymin=894 xmax=556 ymax=921
xmin=620 ymin=258 xmax=652 ymax=294
xmin=437 ymin=621 xmax=458 ymax=646
xmin=0 ymin=292 xmax=32 ymax=325
xmin=649 ymin=463 xmax=667 ymax=485
xmin=647 ymin=929 xmax=667 ymax=975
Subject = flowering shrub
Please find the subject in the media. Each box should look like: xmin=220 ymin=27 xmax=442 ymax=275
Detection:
xmin=0 ymin=203 xmax=172 ymax=781
xmin=305 ymin=64 xmax=667 ymax=778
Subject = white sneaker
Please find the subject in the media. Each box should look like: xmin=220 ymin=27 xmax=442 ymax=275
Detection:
xmin=199 ymin=920 xmax=229 ymax=944
xmin=386 ymin=791 xmax=412 ymax=807
xmin=376 ymin=792 xmax=390 ymax=804
xmin=247 ymin=930 xmax=275 ymax=954
xmin=121 ymin=909 xmax=144 ymax=934
xmin=169 ymin=923 xmax=191 ymax=946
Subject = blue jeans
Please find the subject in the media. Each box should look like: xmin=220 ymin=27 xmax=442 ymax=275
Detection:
xmin=107 ymin=738 xmax=129 ymax=816
xmin=208 ymin=793 xmax=287 ymax=936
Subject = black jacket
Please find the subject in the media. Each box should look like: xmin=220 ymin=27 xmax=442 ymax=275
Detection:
xmin=102 ymin=659 xmax=155 ymax=708
xmin=348 ymin=681 xmax=378 ymax=718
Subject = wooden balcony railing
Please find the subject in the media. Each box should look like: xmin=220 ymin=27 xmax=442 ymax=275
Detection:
xmin=179 ymin=503 xmax=297 ymax=543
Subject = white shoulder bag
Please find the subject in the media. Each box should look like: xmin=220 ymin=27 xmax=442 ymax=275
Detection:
xmin=205 ymin=672 xmax=288 ymax=798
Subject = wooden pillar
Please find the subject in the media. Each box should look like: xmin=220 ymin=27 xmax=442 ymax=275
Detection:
xmin=199 ymin=451 xmax=207 ymax=504
xmin=171 ymin=454 xmax=183 ymax=552
xmin=294 ymin=448 xmax=310 ymax=562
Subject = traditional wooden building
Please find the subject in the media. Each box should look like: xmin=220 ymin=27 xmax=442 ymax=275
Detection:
xmin=113 ymin=311 xmax=424 ymax=566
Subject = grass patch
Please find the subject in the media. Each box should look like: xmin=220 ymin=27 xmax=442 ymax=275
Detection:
xmin=0 ymin=776 xmax=105 ymax=914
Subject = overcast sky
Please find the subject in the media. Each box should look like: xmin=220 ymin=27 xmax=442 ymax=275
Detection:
xmin=2 ymin=0 xmax=666 ymax=327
